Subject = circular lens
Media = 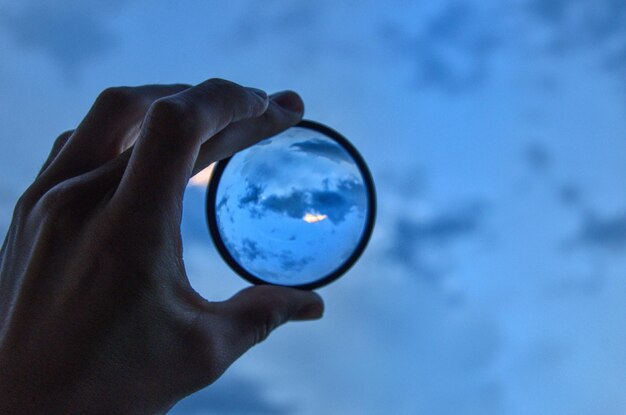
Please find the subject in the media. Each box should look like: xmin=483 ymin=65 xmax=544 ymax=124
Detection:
xmin=206 ymin=120 xmax=375 ymax=289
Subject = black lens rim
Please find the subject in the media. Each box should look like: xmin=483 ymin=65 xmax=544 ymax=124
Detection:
xmin=205 ymin=119 xmax=376 ymax=290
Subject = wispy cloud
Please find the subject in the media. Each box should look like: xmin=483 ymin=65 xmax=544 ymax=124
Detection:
xmin=527 ymin=0 xmax=626 ymax=80
xmin=170 ymin=373 xmax=293 ymax=415
xmin=290 ymin=139 xmax=353 ymax=164
xmin=524 ymin=142 xmax=552 ymax=173
xmin=0 ymin=0 xmax=131 ymax=77
xmin=382 ymin=1 xmax=500 ymax=93
xmin=527 ymin=0 xmax=626 ymax=47
xmin=573 ymin=212 xmax=626 ymax=252
xmin=388 ymin=202 xmax=486 ymax=282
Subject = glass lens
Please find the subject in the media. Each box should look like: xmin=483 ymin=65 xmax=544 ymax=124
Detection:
xmin=209 ymin=123 xmax=373 ymax=287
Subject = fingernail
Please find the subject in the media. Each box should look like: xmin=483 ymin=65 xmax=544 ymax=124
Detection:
xmin=272 ymin=90 xmax=304 ymax=113
xmin=247 ymin=87 xmax=268 ymax=100
xmin=292 ymin=298 xmax=324 ymax=321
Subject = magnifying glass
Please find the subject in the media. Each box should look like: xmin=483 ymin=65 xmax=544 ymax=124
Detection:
xmin=206 ymin=120 xmax=376 ymax=290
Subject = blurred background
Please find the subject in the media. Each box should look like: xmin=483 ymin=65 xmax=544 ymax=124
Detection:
xmin=1 ymin=0 xmax=626 ymax=413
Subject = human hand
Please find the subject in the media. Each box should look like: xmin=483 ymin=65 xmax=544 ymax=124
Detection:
xmin=0 ymin=79 xmax=324 ymax=414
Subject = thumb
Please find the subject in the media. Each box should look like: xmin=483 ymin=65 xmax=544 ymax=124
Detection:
xmin=212 ymin=285 xmax=324 ymax=363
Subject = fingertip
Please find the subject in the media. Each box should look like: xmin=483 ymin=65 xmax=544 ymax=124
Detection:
xmin=271 ymin=90 xmax=305 ymax=115
xmin=287 ymin=289 xmax=324 ymax=321
xmin=291 ymin=294 xmax=325 ymax=321
xmin=223 ymin=285 xmax=324 ymax=322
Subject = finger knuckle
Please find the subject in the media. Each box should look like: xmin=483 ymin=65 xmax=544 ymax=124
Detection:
xmin=52 ymin=130 xmax=73 ymax=150
xmin=201 ymin=79 xmax=258 ymax=122
xmin=255 ymin=307 xmax=285 ymax=344
xmin=95 ymin=86 xmax=137 ymax=111
xmin=147 ymin=97 xmax=199 ymax=137
xmin=150 ymin=97 xmax=190 ymax=121
xmin=36 ymin=187 xmax=64 ymax=212
xmin=240 ymin=294 xmax=290 ymax=344
xmin=203 ymin=79 xmax=248 ymax=103
xmin=206 ymin=78 xmax=238 ymax=90
xmin=35 ymin=183 xmax=76 ymax=217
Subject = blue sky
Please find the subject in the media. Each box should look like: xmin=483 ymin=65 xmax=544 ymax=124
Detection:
xmin=1 ymin=0 xmax=626 ymax=413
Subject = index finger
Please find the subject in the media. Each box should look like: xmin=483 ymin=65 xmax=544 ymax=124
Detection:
xmin=113 ymin=78 xmax=268 ymax=214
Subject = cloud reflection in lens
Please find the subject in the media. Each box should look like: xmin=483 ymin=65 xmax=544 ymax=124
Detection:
xmin=209 ymin=122 xmax=374 ymax=287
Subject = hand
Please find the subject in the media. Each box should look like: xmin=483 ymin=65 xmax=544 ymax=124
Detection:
xmin=0 ymin=79 xmax=324 ymax=414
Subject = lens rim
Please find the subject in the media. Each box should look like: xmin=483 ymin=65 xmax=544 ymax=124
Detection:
xmin=205 ymin=119 xmax=376 ymax=290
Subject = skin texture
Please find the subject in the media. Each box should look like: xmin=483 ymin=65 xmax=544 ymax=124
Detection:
xmin=0 ymin=79 xmax=324 ymax=414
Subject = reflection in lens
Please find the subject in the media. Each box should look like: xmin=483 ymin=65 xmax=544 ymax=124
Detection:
xmin=211 ymin=125 xmax=371 ymax=287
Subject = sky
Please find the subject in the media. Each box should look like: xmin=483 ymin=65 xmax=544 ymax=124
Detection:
xmin=1 ymin=0 xmax=626 ymax=414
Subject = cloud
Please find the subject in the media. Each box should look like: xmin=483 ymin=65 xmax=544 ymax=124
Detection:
xmin=388 ymin=202 xmax=485 ymax=281
xmin=0 ymin=0 xmax=129 ymax=76
xmin=260 ymin=191 xmax=311 ymax=220
xmin=527 ymin=0 xmax=570 ymax=24
xmin=521 ymin=144 xmax=587 ymax=209
xmin=524 ymin=143 xmax=552 ymax=173
xmin=241 ymin=160 xmax=280 ymax=184
xmin=556 ymin=183 xmax=582 ymax=207
xmin=529 ymin=0 xmax=626 ymax=38
xmin=527 ymin=0 xmax=626 ymax=52
xmin=573 ymin=212 xmax=626 ymax=252
xmin=237 ymin=238 xmax=267 ymax=263
xmin=263 ymin=184 xmax=363 ymax=225
xmin=382 ymin=0 xmax=626 ymax=93
xmin=523 ymin=0 xmax=626 ymax=94
xmin=605 ymin=46 xmax=626 ymax=77
xmin=519 ymin=142 xmax=626 ymax=256
xmin=383 ymin=1 xmax=499 ymax=93
xmin=238 ymin=178 xmax=366 ymax=225
xmin=238 ymin=183 xmax=264 ymax=207
xmin=169 ymin=374 xmax=293 ymax=415
xmin=233 ymin=1 xmax=320 ymax=45
xmin=217 ymin=194 xmax=230 ymax=213
xmin=278 ymin=250 xmax=312 ymax=273
xmin=289 ymin=139 xmax=353 ymax=164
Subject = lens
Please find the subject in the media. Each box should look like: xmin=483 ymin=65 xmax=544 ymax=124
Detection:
xmin=206 ymin=120 xmax=375 ymax=289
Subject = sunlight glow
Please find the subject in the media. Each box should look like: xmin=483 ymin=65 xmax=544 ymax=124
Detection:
xmin=303 ymin=213 xmax=328 ymax=223
xmin=189 ymin=164 xmax=215 ymax=187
